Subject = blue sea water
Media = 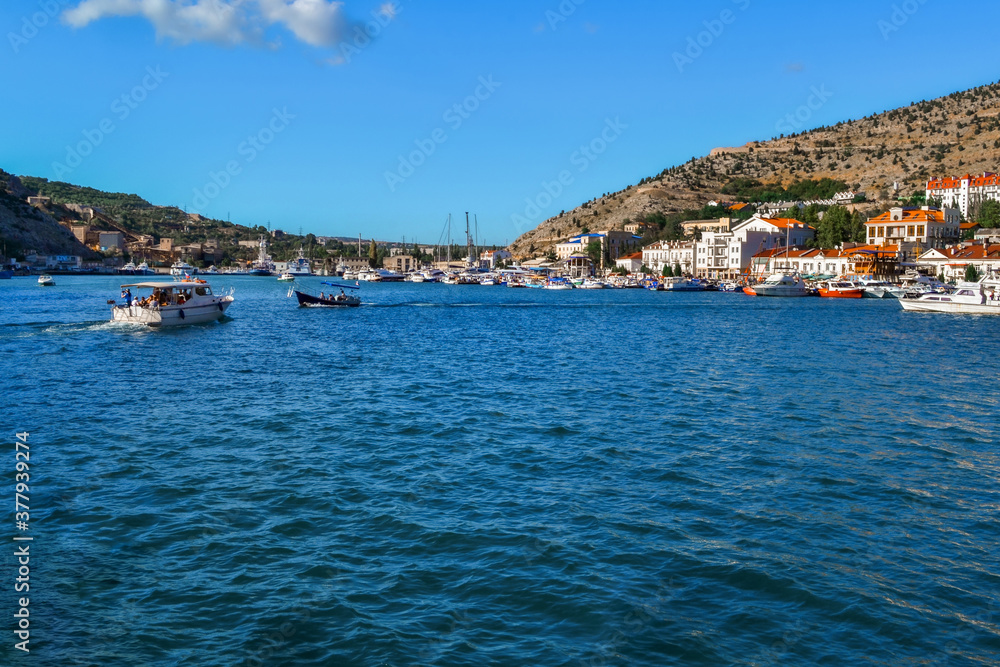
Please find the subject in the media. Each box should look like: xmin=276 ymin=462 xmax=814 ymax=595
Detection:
xmin=1 ymin=275 xmax=999 ymax=666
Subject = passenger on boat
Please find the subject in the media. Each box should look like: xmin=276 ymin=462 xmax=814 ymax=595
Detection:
xmin=320 ymin=292 xmax=326 ymax=300
xmin=122 ymin=288 xmax=133 ymax=307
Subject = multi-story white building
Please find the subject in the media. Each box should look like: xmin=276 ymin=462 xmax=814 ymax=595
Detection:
xmin=642 ymin=240 xmax=694 ymax=275
xmin=555 ymin=231 xmax=641 ymax=261
xmin=926 ymin=172 xmax=1000 ymax=218
xmin=695 ymin=215 xmax=815 ymax=280
xmin=865 ymin=207 xmax=960 ymax=257
xmin=480 ymin=249 xmax=513 ymax=269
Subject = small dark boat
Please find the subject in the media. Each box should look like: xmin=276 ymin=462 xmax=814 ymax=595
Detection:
xmin=291 ymin=281 xmax=362 ymax=308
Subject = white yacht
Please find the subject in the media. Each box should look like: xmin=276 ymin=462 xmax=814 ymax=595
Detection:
xmin=136 ymin=262 xmax=152 ymax=275
xmin=113 ymin=279 xmax=234 ymax=327
xmin=286 ymin=246 xmax=313 ymax=276
xmin=900 ymin=278 xmax=1000 ymax=315
xmin=744 ymin=272 xmax=810 ymax=297
xmin=38 ymin=274 xmax=55 ymax=286
xmin=277 ymin=272 xmax=295 ymax=282
xmin=580 ymin=279 xmax=606 ymax=289
xmin=170 ymin=261 xmax=197 ymax=277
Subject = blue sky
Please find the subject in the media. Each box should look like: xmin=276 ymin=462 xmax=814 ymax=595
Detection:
xmin=2 ymin=0 xmax=1000 ymax=245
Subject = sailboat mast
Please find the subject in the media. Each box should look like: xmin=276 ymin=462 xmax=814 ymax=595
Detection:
xmin=465 ymin=212 xmax=474 ymax=269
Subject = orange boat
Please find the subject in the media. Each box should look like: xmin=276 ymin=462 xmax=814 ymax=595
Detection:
xmin=817 ymin=280 xmax=864 ymax=299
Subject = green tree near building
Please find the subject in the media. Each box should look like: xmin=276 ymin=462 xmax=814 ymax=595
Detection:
xmin=965 ymin=264 xmax=982 ymax=282
xmin=368 ymin=239 xmax=379 ymax=268
xmin=978 ymin=200 xmax=1000 ymax=228
xmin=663 ymin=264 xmax=673 ymax=277
xmin=674 ymin=262 xmax=683 ymax=277
xmin=586 ymin=241 xmax=603 ymax=270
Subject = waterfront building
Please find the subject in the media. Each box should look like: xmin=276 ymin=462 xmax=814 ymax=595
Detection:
xmin=695 ymin=215 xmax=815 ymax=280
xmin=915 ymin=243 xmax=1000 ymax=281
xmin=926 ymin=172 xmax=1000 ymax=218
xmin=615 ymin=252 xmax=643 ymax=273
xmin=99 ymin=231 xmax=125 ymax=252
xmin=563 ymin=255 xmax=594 ymax=278
xmin=865 ymin=207 xmax=960 ymax=259
xmin=642 ymin=241 xmax=694 ymax=274
xmin=384 ymin=255 xmax=416 ymax=274
xmin=751 ymin=244 xmax=900 ymax=279
xmin=481 ymin=249 xmax=513 ymax=269
xmin=555 ymin=231 xmax=641 ymax=261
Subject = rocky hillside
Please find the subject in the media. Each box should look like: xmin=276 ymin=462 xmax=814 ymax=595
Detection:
xmin=509 ymin=81 xmax=1000 ymax=258
xmin=0 ymin=171 xmax=98 ymax=259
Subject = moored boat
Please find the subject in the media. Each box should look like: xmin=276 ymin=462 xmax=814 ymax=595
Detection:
xmin=744 ymin=272 xmax=809 ymax=297
xmin=277 ymin=272 xmax=295 ymax=282
xmin=900 ymin=278 xmax=1000 ymax=315
xmin=817 ymin=280 xmax=865 ymax=299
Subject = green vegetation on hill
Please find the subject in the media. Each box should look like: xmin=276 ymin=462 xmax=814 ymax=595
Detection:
xmin=719 ymin=177 xmax=849 ymax=203
xmin=21 ymin=177 xmax=151 ymax=211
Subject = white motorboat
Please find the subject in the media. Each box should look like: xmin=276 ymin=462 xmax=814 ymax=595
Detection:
xmin=136 ymin=262 xmax=152 ymax=275
xmin=360 ymin=268 xmax=405 ymax=282
xmin=170 ymin=261 xmax=197 ymax=277
xmin=744 ymin=272 xmax=809 ymax=297
xmin=406 ymin=272 xmax=426 ymax=283
xmin=277 ymin=272 xmax=295 ymax=282
xmin=201 ymin=265 xmax=220 ymax=275
xmin=38 ymin=274 xmax=55 ymax=286
xmin=113 ymin=279 xmax=234 ymax=327
xmin=119 ymin=261 xmax=138 ymax=275
xmin=900 ymin=278 xmax=1000 ymax=315
xmin=580 ymin=279 xmax=606 ymax=289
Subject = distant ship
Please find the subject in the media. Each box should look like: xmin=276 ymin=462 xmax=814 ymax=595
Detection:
xmin=250 ymin=236 xmax=275 ymax=276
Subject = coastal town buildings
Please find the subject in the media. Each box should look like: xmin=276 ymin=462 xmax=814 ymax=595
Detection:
xmin=865 ymin=207 xmax=960 ymax=258
xmin=615 ymin=252 xmax=643 ymax=273
xmin=480 ymin=249 xmax=513 ymax=269
xmin=695 ymin=215 xmax=815 ymax=280
xmin=926 ymin=172 xmax=1000 ymax=218
xmin=642 ymin=241 xmax=694 ymax=275
xmin=915 ymin=243 xmax=1000 ymax=281
xmin=751 ymin=244 xmax=901 ymax=279
xmin=555 ymin=231 xmax=641 ymax=261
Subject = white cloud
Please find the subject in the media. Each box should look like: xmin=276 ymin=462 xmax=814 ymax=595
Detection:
xmin=62 ymin=0 xmax=350 ymax=48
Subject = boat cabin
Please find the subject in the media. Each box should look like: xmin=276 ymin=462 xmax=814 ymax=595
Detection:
xmin=121 ymin=281 xmax=215 ymax=308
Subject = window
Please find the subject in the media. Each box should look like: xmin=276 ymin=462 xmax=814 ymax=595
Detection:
xmin=869 ymin=227 xmax=876 ymax=238
xmin=917 ymin=225 xmax=925 ymax=237
xmin=907 ymin=226 xmax=915 ymax=237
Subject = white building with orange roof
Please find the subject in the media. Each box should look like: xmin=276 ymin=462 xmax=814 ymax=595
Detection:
xmin=926 ymin=172 xmax=1000 ymax=217
xmin=915 ymin=243 xmax=1000 ymax=281
xmin=695 ymin=214 xmax=815 ymax=279
xmin=865 ymin=207 xmax=960 ymax=258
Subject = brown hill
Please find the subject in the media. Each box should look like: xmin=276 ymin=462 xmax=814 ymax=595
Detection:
xmin=508 ymin=81 xmax=1000 ymax=258
xmin=0 ymin=170 xmax=98 ymax=260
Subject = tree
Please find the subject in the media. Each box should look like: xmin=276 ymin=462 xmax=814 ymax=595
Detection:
xmin=965 ymin=264 xmax=982 ymax=282
xmin=663 ymin=264 xmax=673 ymax=277
xmin=586 ymin=241 xmax=603 ymax=269
xmin=674 ymin=262 xmax=683 ymax=277
xmin=368 ymin=239 xmax=378 ymax=268
xmin=815 ymin=206 xmax=852 ymax=249
xmin=978 ymin=199 xmax=1000 ymax=228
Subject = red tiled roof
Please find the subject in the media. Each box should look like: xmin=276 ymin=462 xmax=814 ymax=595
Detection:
xmin=867 ymin=209 xmax=949 ymax=224
xmin=927 ymin=172 xmax=999 ymax=190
